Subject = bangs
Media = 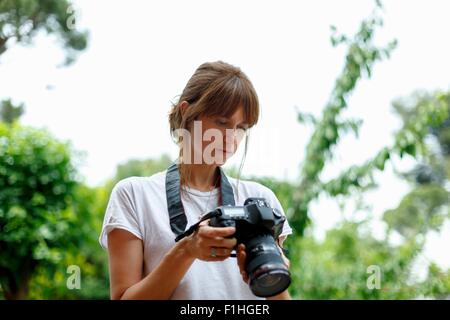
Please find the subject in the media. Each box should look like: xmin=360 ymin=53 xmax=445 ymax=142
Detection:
xmin=199 ymin=75 xmax=259 ymax=127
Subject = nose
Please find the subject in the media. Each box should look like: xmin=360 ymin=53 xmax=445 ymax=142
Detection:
xmin=224 ymin=128 xmax=246 ymax=149
xmin=224 ymin=127 xmax=236 ymax=139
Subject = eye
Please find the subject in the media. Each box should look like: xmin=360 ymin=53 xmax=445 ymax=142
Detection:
xmin=215 ymin=119 xmax=228 ymax=126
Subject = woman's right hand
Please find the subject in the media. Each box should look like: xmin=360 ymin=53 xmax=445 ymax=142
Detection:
xmin=182 ymin=221 xmax=237 ymax=261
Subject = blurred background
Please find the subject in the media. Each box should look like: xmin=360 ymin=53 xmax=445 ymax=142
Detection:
xmin=0 ymin=0 xmax=449 ymax=299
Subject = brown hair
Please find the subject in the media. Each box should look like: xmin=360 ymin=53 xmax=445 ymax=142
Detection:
xmin=168 ymin=61 xmax=260 ymax=193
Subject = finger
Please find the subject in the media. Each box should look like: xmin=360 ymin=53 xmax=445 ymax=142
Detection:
xmin=205 ymin=237 xmax=237 ymax=249
xmin=192 ymin=221 xmax=209 ymax=237
xmin=199 ymin=225 xmax=236 ymax=238
xmin=241 ymin=271 xmax=249 ymax=283
xmin=237 ymin=244 xmax=246 ymax=271
xmin=283 ymin=256 xmax=290 ymax=268
xmin=208 ymin=247 xmax=232 ymax=257
xmin=199 ymin=220 xmax=210 ymax=226
xmin=276 ymin=244 xmax=290 ymax=268
xmin=236 ymin=244 xmax=249 ymax=283
xmin=237 ymin=243 xmax=246 ymax=256
xmin=195 ymin=220 xmax=210 ymax=234
xmin=239 ymin=263 xmax=249 ymax=282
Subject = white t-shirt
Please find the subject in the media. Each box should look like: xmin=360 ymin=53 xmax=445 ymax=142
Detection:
xmin=99 ymin=169 xmax=293 ymax=300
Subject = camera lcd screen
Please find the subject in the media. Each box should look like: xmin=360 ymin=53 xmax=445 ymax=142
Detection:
xmin=223 ymin=207 xmax=245 ymax=217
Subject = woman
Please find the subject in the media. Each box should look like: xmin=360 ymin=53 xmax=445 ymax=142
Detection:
xmin=99 ymin=61 xmax=293 ymax=300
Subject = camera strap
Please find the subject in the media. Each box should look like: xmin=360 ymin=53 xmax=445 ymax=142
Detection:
xmin=165 ymin=162 xmax=236 ymax=239
xmin=174 ymin=210 xmax=220 ymax=242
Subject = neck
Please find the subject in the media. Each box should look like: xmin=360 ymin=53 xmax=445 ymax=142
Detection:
xmin=182 ymin=163 xmax=220 ymax=192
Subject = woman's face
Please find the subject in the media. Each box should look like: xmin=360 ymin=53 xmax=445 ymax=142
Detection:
xmin=192 ymin=106 xmax=249 ymax=165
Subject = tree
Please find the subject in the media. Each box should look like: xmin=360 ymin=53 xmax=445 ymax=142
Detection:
xmin=251 ymin=170 xmax=449 ymax=299
xmin=0 ymin=122 xmax=79 ymax=299
xmin=24 ymin=154 xmax=175 ymax=299
xmin=247 ymin=2 xmax=449 ymax=299
xmin=288 ymin=1 xmax=448 ymax=241
xmin=288 ymin=221 xmax=423 ymax=299
xmin=0 ymin=0 xmax=88 ymax=65
xmin=288 ymin=1 xmax=396 ymax=237
xmin=381 ymin=91 xmax=450 ymax=298
xmin=27 ymin=183 xmax=111 ymax=299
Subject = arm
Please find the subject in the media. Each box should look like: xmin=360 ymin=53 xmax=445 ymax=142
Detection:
xmin=108 ymin=228 xmax=195 ymax=299
xmin=107 ymin=224 xmax=237 ymax=300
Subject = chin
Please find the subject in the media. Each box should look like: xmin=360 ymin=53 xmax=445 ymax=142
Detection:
xmin=213 ymin=157 xmax=228 ymax=166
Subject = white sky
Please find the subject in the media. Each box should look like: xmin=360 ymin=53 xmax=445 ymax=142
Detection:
xmin=1 ymin=0 xmax=449 ymax=273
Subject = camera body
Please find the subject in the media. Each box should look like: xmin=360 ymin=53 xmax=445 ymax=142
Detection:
xmin=208 ymin=197 xmax=291 ymax=297
xmin=209 ymin=197 xmax=285 ymax=244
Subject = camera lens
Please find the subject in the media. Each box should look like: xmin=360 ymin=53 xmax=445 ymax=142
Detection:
xmin=250 ymin=266 xmax=291 ymax=297
xmin=258 ymin=271 xmax=285 ymax=287
xmin=244 ymin=234 xmax=291 ymax=297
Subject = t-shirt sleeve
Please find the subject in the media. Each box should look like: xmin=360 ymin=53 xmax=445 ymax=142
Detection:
xmin=259 ymin=185 xmax=293 ymax=239
xmin=99 ymin=178 xmax=143 ymax=249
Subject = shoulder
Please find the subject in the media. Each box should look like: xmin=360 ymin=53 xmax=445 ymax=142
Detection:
xmin=226 ymin=176 xmax=277 ymax=202
xmin=111 ymin=170 xmax=167 ymax=199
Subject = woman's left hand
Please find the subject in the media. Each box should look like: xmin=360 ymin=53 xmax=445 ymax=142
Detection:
xmin=236 ymin=244 xmax=249 ymax=283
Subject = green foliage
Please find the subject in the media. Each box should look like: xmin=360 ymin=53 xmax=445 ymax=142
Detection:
xmin=242 ymin=2 xmax=450 ymax=299
xmin=29 ymin=154 xmax=175 ymax=299
xmin=393 ymin=92 xmax=449 ymax=159
xmin=293 ymin=90 xmax=450 ymax=300
xmin=289 ymin=88 xmax=450 ymax=299
xmin=2 ymin=0 xmax=449 ymax=301
xmin=0 ymin=99 xmax=24 ymax=124
xmin=113 ymin=154 xmax=172 ymax=183
xmin=290 ymin=4 xmax=449 ymax=240
xmin=255 ymin=0 xmax=449 ymax=298
xmin=318 ymin=91 xmax=449 ymax=205
xmin=28 ymin=184 xmax=110 ymax=299
xmin=378 ymin=90 xmax=450 ymax=299
xmin=250 ymin=173 xmax=449 ymax=299
xmin=291 ymin=2 xmax=397 ymax=236
xmin=101 ymin=154 xmax=173 ymax=198
xmin=383 ymin=184 xmax=449 ymax=238
xmin=0 ymin=122 xmax=78 ymax=299
xmin=384 ymin=90 xmax=449 ymax=256
xmin=419 ymin=263 xmax=450 ymax=299
xmin=0 ymin=145 xmax=173 ymax=299
xmin=393 ymin=91 xmax=450 ymax=182
xmin=0 ymin=0 xmax=88 ymax=64
xmin=289 ymin=221 xmax=424 ymax=299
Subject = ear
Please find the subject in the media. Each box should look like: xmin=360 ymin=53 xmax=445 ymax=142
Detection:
xmin=179 ymin=101 xmax=189 ymax=116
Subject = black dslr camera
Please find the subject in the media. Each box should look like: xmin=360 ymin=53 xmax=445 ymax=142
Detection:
xmin=208 ymin=197 xmax=291 ymax=297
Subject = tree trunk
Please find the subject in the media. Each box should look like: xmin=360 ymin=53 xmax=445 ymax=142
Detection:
xmin=4 ymin=281 xmax=30 ymax=300
xmin=0 ymin=36 xmax=9 ymax=55
xmin=2 ymin=258 xmax=36 ymax=300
